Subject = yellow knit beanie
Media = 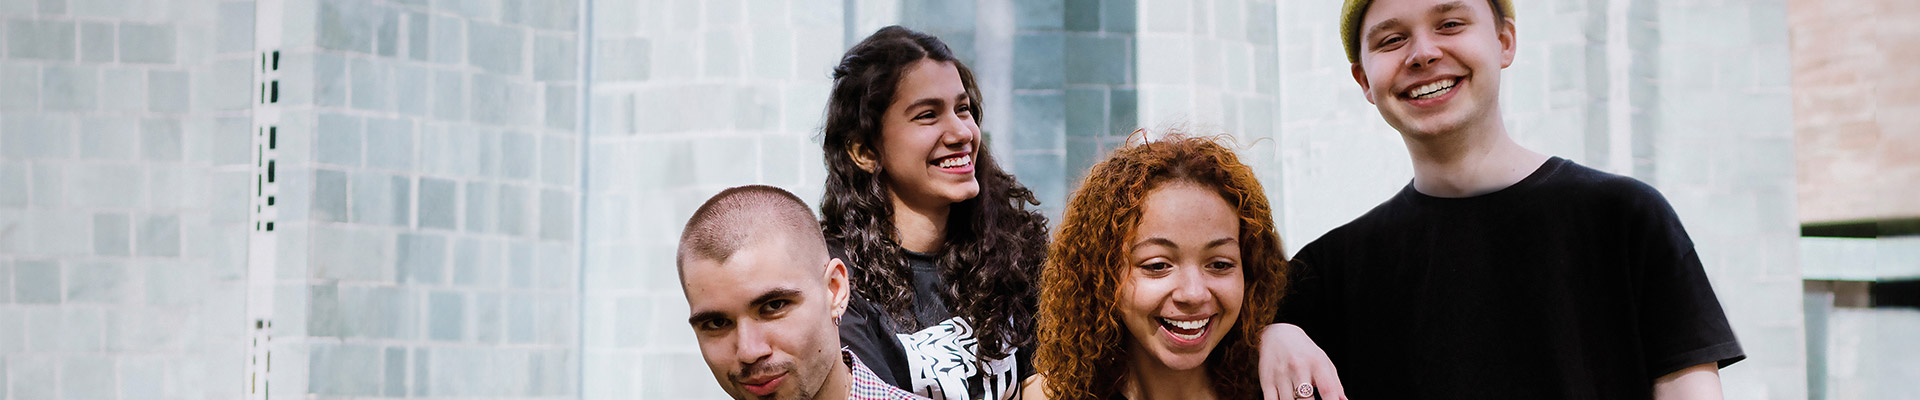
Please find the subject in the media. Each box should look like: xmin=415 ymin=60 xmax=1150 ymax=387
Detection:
xmin=1341 ymin=0 xmax=1515 ymax=63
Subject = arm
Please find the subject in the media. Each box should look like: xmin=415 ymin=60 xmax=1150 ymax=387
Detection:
xmin=1620 ymin=184 xmax=1742 ymax=395
xmin=1263 ymin=245 xmax=1346 ymax=399
xmin=1258 ymin=323 xmax=1347 ymax=400
xmin=1652 ymin=363 xmax=1722 ymax=400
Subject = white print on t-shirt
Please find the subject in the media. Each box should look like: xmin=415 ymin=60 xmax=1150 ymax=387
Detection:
xmin=898 ymin=317 xmax=1017 ymax=400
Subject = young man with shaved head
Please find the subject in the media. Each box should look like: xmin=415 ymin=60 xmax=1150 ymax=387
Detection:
xmin=1255 ymin=1 xmax=1745 ymax=399
xmin=678 ymin=185 xmax=924 ymax=400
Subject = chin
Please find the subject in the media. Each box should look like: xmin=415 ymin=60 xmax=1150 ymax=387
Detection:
xmin=942 ymin=183 xmax=981 ymax=203
xmin=1154 ymin=351 xmax=1212 ymax=372
xmin=1388 ymin=113 xmax=1468 ymax=138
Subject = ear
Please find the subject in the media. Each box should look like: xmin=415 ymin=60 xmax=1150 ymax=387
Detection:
xmin=1498 ymin=17 xmax=1517 ymax=68
xmin=1351 ymin=63 xmax=1377 ymax=105
xmin=825 ymin=258 xmax=851 ymax=319
xmin=848 ymin=141 xmax=880 ymax=173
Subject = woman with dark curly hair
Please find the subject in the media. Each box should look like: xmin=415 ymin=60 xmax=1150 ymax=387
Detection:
xmin=820 ymin=26 xmax=1050 ymax=400
xmin=1025 ymin=133 xmax=1289 ymax=400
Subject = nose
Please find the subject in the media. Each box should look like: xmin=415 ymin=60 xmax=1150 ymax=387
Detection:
xmin=732 ymin=320 xmax=774 ymax=365
xmin=940 ymin=112 xmax=977 ymax=149
xmin=1405 ymin=34 xmax=1442 ymax=69
xmin=1170 ymin=265 xmax=1210 ymax=307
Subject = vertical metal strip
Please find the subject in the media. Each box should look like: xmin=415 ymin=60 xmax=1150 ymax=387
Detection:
xmin=574 ymin=0 xmax=594 ymax=398
xmin=246 ymin=0 xmax=287 ymax=398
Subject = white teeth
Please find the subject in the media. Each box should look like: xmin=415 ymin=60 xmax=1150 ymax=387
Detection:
xmin=936 ymin=155 xmax=971 ymax=168
xmin=1163 ymin=318 xmax=1209 ymax=341
xmin=1407 ymin=79 xmax=1457 ymax=99
xmin=1162 ymin=317 xmax=1209 ymax=330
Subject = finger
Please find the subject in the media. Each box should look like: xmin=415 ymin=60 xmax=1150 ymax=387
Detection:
xmin=1258 ymin=346 xmax=1284 ymax=400
xmin=1290 ymin=368 xmax=1317 ymax=399
xmin=1269 ymin=378 xmax=1298 ymax=400
xmin=1259 ymin=361 xmax=1274 ymax=396
xmin=1257 ymin=365 xmax=1287 ymax=400
xmin=1313 ymin=362 xmax=1348 ymax=400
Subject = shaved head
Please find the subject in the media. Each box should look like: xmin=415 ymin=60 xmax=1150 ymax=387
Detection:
xmin=677 ymin=185 xmax=830 ymax=280
xmin=677 ymin=185 xmax=854 ymax=399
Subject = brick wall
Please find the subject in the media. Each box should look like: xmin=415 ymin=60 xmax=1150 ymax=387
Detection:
xmin=1788 ymin=0 xmax=1920 ymax=223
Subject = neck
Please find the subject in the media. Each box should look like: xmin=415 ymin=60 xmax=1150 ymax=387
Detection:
xmin=889 ymin=193 xmax=949 ymax=253
xmin=1121 ymin=353 xmax=1217 ymax=400
xmin=816 ymin=353 xmax=854 ymax=400
xmin=1401 ymin=120 xmax=1548 ymax=198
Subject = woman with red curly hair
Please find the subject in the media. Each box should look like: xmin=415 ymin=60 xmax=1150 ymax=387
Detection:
xmin=1024 ymin=133 xmax=1289 ymax=400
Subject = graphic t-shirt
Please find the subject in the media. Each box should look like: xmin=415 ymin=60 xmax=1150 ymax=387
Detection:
xmin=834 ymin=245 xmax=1034 ymax=400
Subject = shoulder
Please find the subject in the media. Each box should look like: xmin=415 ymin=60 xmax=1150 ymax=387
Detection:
xmin=1295 ymin=193 xmax=1407 ymax=257
xmin=841 ymin=291 xmax=879 ymax=319
xmin=838 ymin=293 xmax=901 ymax=351
xmin=1529 ymin=160 xmax=1702 ymax=246
xmin=839 ymin=292 xmax=896 ymax=334
xmin=1018 ymin=375 xmax=1050 ymax=400
xmin=1541 ymin=159 xmax=1664 ymax=202
xmin=1526 ymin=159 xmax=1683 ymax=220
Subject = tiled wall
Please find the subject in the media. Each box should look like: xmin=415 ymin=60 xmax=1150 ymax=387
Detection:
xmin=1 ymin=0 xmax=253 ymax=397
xmin=1651 ymin=0 xmax=1803 ymax=397
xmin=1133 ymin=0 xmax=1279 ymax=223
xmin=268 ymin=0 xmax=582 ymax=397
xmin=999 ymin=0 xmax=1139 ymax=218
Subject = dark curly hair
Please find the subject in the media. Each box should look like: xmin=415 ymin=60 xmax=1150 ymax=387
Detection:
xmin=1036 ymin=133 xmax=1288 ymax=399
xmin=818 ymin=25 xmax=1049 ymax=361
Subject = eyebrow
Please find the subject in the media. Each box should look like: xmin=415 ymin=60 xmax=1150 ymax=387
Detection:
xmin=1129 ymin=237 xmax=1239 ymax=252
xmin=1362 ymin=18 xmax=1406 ymax=44
xmin=749 ymin=287 xmax=804 ymax=307
xmin=687 ymin=310 xmax=723 ymax=326
xmin=1362 ymin=1 xmax=1472 ymax=44
xmin=686 ymin=287 xmax=804 ymax=326
xmin=901 ymin=93 xmax=971 ymax=116
xmin=903 ymin=97 xmax=945 ymax=114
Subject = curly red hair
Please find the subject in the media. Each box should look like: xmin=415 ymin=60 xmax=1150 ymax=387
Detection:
xmin=1035 ymin=133 xmax=1288 ymax=399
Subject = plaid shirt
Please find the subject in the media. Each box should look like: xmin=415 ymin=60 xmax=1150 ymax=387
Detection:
xmin=846 ymin=348 xmax=927 ymax=400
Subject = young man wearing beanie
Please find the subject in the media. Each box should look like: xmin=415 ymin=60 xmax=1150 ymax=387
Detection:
xmin=1254 ymin=0 xmax=1746 ymax=399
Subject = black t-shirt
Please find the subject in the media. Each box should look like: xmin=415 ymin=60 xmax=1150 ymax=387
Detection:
xmin=1280 ymin=157 xmax=1744 ymax=399
xmin=833 ymin=244 xmax=1035 ymax=400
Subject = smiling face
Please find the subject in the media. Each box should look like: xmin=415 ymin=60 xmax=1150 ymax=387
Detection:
xmin=868 ymin=58 xmax=982 ymax=210
xmin=1117 ymin=181 xmax=1246 ymax=372
xmin=1351 ymin=0 xmax=1516 ymax=139
xmin=682 ymin=234 xmax=850 ymax=400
